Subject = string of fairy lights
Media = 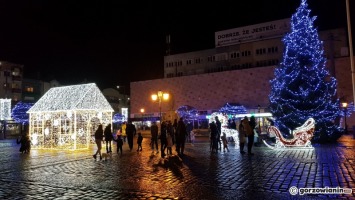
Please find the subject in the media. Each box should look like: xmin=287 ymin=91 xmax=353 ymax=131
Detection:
xmin=27 ymin=83 xmax=114 ymax=150
xmin=269 ymin=0 xmax=341 ymax=142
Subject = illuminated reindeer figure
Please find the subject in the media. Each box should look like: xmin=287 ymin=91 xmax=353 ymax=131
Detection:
xmin=264 ymin=118 xmax=315 ymax=149
xmin=209 ymin=112 xmax=239 ymax=146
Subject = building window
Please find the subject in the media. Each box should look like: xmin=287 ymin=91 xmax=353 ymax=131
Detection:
xmin=195 ymin=58 xmax=201 ymax=64
xmin=26 ymin=87 xmax=34 ymax=92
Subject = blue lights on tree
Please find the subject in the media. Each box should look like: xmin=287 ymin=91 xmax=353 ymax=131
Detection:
xmin=11 ymin=101 xmax=34 ymax=125
xmin=269 ymin=0 xmax=341 ymax=142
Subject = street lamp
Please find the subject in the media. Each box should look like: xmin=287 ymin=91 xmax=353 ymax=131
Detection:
xmin=342 ymin=102 xmax=348 ymax=134
xmin=151 ymin=91 xmax=169 ymax=122
xmin=346 ymin=0 xmax=355 ymax=106
xmin=140 ymin=108 xmax=145 ymax=130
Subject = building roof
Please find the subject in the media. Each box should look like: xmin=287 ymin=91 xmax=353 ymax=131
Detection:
xmin=28 ymin=83 xmax=114 ymax=113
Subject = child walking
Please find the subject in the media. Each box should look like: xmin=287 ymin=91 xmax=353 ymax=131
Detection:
xmin=137 ymin=132 xmax=143 ymax=151
xmin=221 ymin=132 xmax=229 ymax=152
xmin=113 ymin=134 xmax=123 ymax=155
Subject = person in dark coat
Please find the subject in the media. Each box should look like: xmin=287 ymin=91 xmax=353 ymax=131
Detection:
xmin=160 ymin=121 xmax=168 ymax=158
xmin=17 ymin=133 xmax=31 ymax=153
xmin=104 ymin=124 xmax=113 ymax=153
xmin=173 ymin=118 xmax=178 ymax=145
xmin=230 ymin=119 xmax=237 ymax=130
xmin=215 ymin=116 xmax=222 ymax=150
xmin=93 ymin=124 xmax=104 ymax=160
xmin=126 ymin=120 xmax=136 ymax=151
xmin=176 ymin=118 xmax=187 ymax=155
xmin=137 ymin=132 xmax=143 ymax=151
xmin=209 ymin=121 xmax=219 ymax=153
xmin=150 ymin=121 xmax=159 ymax=153
xmin=113 ymin=134 xmax=123 ymax=155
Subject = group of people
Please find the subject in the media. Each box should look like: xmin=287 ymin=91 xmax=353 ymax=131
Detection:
xmin=92 ymin=115 xmax=257 ymax=161
xmin=93 ymin=120 xmax=140 ymax=160
xmin=92 ymin=117 xmax=190 ymax=160
xmin=151 ymin=117 xmax=188 ymax=158
xmin=210 ymin=116 xmax=256 ymax=156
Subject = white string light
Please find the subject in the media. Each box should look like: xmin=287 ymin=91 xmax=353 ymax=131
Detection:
xmin=27 ymin=83 xmax=114 ymax=150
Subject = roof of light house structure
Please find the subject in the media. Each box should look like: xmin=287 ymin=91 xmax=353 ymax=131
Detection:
xmin=28 ymin=83 xmax=114 ymax=113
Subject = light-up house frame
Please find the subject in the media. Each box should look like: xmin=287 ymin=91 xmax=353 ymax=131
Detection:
xmin=27 ymin=83 xmax=114 ymax=150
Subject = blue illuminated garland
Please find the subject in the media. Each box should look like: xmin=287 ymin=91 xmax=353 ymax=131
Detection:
xmin=219 ymin=103 xmax=247 ymax=115
xmin=177 ymin=105 xmax=198 ymax=120
xmin=113 ymin=113 xmax=126 ymax=123
xmin=268 ymin=0 xmax=341 ymax=142
xmin=11 ymin=101 xmax=34 ymax=125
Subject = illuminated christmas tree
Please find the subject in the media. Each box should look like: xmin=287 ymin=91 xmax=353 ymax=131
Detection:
xmin=269 ymin=0 xmax=341 ymax=142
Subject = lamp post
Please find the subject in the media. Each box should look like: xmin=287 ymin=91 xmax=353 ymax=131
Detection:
xmin=140 ymin=108 xmax=145 ymax=130
xmin=151 ymin=91 xmax=169 ymax=123
xmin=342 ymin=102 xmax=348 ymax=134
xmin=346 ymin=0 xmax=355 ymax=106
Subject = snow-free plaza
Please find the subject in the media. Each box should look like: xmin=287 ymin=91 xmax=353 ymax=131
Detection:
xmin=0 ymin=0 xmax=354 ymax=199
xmin=0 ymin=134 xmax=354 ymax=199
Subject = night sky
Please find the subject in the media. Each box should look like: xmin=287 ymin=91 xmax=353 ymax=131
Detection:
xmin=0 ymin=0 xmax=352 ymax=91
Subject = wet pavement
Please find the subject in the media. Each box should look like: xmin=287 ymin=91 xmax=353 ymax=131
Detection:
xmin=0 ymin=135 xmax=354 ymax=200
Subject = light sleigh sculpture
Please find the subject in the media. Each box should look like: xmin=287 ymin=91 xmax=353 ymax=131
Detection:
xmin=263 ymin=118 xmax=315 ymax=149
xmin=27 ymin=83 xmax=114 ymax=150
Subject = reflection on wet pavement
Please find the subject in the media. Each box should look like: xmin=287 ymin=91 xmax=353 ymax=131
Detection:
xmin=0 ymin=135 xmax=354 ymax=199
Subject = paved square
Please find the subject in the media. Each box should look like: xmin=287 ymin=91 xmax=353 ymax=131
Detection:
xmin=0 ymin=134 xmax=354 ymax=199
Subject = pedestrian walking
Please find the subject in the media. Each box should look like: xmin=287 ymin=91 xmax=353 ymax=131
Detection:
xmin=238 ymin=119 xmax=246 ymax=154
xmin=150 ymin=121 xmax=159 ymax=153
xmin=173 ymin=118 xmax=178 ymax=146
xmin=242 ymin=116 xmax=254 ymax=156
xmin=17 ymin=133 xmax=31 ymax=153
xmin=113 ymin=134 xmax=123 ymax=155
xmin=121 ymin=122 xmax=127 ymax=143
xmin=160 ymin=121 xmax=168 ymax=158
xmin=104 ymin=124 xmax=113 ymax=153
xmin=186 ymin=121 xmax=193 ymax=143
xmin=93 ymin=124 xmax=104 ymax=160
xmin=176 ymin=118 xmax=187 ymax=155
xmin=209 ymin=121 xmax=218 ymax=153
xmin=166 ymin=120 xmax=174 ymax=154
xmin=166 ymin=130 xmax=174 ymax=155
xmin=137 ymin=132 xmax=143 ymax=151
xmin=215 ymin=116 xmax=222 ymax=150
xmin=126 ymin=120 xmax=136 ymax=151
xmin=221 ymin=132 xmax=229 ymax=152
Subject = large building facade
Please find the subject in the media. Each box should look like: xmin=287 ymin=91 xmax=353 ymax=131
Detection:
xmin=0 ymin=61 xmax=24 ymax=103
xmin=130 ymin=19 xmax=354 ymax=129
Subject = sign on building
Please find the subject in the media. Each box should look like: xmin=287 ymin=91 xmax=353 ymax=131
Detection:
xmin=215 ymin=18 xmax=290 ymax=47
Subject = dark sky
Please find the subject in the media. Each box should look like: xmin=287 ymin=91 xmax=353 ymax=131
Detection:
xmin=0 ymin=0 xmax=352 ymax=91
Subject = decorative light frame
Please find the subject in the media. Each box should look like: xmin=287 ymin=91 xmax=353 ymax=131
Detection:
xmin=0 ymin=99 xmax=11 ymax=120
xmin=27 ymin=83 xmax=114 ymax=150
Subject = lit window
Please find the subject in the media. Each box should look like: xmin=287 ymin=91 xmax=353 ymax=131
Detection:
xmin=26 ymin=87 xmax=34 ymax=92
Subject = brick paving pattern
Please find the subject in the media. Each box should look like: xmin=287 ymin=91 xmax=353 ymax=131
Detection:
xmin=0 ymin=135 xmax=354 ymax=199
